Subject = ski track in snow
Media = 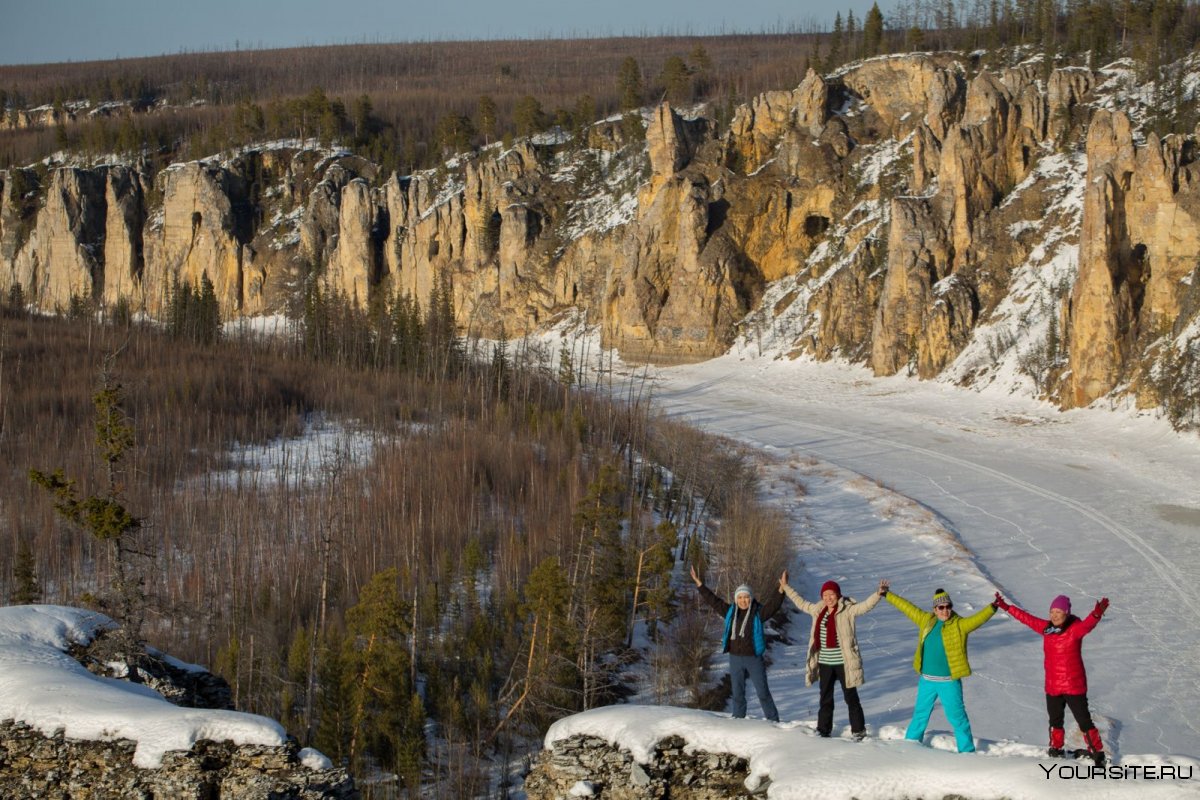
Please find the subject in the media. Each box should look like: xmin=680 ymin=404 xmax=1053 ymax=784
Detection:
xmin=791 ymin=415 xmax=1194 ymax=615
xmin=632 ymin=354 xmax=1200 ymax=757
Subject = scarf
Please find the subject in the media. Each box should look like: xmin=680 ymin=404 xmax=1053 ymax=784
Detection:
xmin=818 ymin=606 xmax=839 ymax=648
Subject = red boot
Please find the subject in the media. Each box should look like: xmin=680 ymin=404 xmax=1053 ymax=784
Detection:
xmin=1048 ymin=727 xmax=1065 ymax=758
xmin=1084 ymin=727 xmax=1106 ymax=766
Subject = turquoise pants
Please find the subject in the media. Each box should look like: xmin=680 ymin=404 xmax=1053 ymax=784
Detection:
xmin=906 ymin=676 xmax=975 ymax=752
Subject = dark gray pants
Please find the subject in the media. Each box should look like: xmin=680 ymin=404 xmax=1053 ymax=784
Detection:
xmin=729 ymin=653 xmax=779 ymax=722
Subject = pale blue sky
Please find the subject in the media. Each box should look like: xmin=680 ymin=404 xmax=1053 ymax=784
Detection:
xmin=0 ymin=0 xmax=880 ymax=66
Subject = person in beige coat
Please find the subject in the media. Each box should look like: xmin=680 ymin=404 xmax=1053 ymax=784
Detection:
xmin=780 ymin=576 xmax=887 ymax=739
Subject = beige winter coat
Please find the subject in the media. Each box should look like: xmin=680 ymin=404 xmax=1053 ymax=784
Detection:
xmin=782 ymin=586 xmax=883 ymax=688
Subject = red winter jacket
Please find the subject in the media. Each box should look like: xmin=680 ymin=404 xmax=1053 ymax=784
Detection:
xmin=1006 ymin=605 xmax=1100 ymax=695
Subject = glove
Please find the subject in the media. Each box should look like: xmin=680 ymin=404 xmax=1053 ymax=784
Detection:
xmin=1092 ymin=597 xmax=1109 ymax=619
xmin=993 ymin=592 xmax=1009 ymax=611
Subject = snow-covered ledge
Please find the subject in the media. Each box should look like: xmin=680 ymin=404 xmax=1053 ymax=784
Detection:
xmin=0 ymin=605 xmax=355 ymax=799
xmin=525 ymin=705 xmax=1198 ymax=800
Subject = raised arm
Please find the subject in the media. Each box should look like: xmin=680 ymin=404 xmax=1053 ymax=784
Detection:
xmin=1074 ymin=597 xmax=1108 ymax=637
xmin=759 ymin=575 xmax=787 ymax=619
xmin=995 ymin=594 xmax=1049 ymax=634
xmin=846 ymin=588 xmax=884 ymax=617
xmin=883 ymin=590 xmax=932 ymax=627
xmin=690 ymin=565 xmax=730 ymax=616
xmin=959 ymin=602 xmax=997 ymax=633
xmin=780 ymin=580 xmax=821 ymax=615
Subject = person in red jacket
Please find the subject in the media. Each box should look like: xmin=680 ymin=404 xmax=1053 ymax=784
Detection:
xmin=993 ymin=592 xmax=1109 ymax=765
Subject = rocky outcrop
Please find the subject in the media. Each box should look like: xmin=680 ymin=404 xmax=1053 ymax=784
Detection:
xmin=0 ymin=611 xmax=356 ymax=799
xmin=102 ymin=166 xmax=146 ymax=306
xmin=841 ymin=54 xmax=965 ymax=141
xmin=25 ymin=168 xmax=107 ymax=310
xmin=524 ymin=734 xmax=754 ymax=800
xmin=143 ymin=161 xmax=258 ymax=314
xmin=3 ymin=53 xmax=1199 ymax=416
xmin=0 ymin=721 xmax=357 ymax=800
xmin=1066 ymin=109 xmax=1200 ymax=408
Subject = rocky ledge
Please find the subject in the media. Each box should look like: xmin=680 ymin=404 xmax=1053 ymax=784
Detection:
xmin=0 ymin=720 xmax=357 ymax=799
xmin=523 ymin=734 xmax=758 ymax=800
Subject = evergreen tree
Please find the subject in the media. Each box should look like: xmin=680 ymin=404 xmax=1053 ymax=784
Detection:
xmin=314 ymin=626 xmax=353 ymax=763
xmin=660 ymin=55 xmax=691 ymax=104
xmin=435 ymin=112 xmax=475 ymax=154
xmin=423 ymin=269 xmax=461 ymax=379
xmin=617 ymin=56 xmax=644 ymax=111
xmin=513 ymin=95 xmax=546 ymax=138
xmin=29 ymin=358 xmax=147 ymax=676
xmin=570 ymin=463 xmax=630 ymax=707
xmin=572 ymin=94 xmax=597 ymax=140
xmin=689 ymin=45 xmax=714 ymax=96
xmin=557 ymin=339 xmax=576 ymax=387
xmin=344 ymin=568 xmax=423 ymax=781
xmin=864 ymin=3 xmax=886 ymax=55
xmin=477 ymin=94 xmax=498 ymax=144
xmin=830 ymin=13 xmax=846 ymax=67
xmin=847 ymin=10 xmax=859 ymax=60
xmin=507 ymin=556 xmax=576 ymax=730
xmin=10 ymin=538 xmax=41 ymax=604
xmin=351 ymin=95 xmax=373 ymax=146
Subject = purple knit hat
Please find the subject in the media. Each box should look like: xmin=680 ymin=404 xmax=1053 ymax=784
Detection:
xmin=1050 ymin=595 xmax=1072 ymax=614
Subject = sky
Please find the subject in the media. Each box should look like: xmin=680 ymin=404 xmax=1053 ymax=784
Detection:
xmin=0 ymin=0 xmax=871 ymax=66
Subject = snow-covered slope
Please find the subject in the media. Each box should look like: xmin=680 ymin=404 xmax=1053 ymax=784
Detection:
xmin=540 ymin=338 xmax=1200 ymax=798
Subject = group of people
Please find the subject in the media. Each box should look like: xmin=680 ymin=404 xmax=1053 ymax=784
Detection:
xmin=690 ymin=566 xmax=1111 ymax=765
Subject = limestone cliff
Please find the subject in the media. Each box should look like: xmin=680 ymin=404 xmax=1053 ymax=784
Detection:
xmin=3 ymin=52 xmax=1199 ymax=420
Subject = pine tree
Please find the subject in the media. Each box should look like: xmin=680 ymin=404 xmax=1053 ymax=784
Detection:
xmin=617 ymin=57 xmax=644 ymax=111
xmin=477 ymin=95 xmax=498 ymax=144
xmin=830 ymin=13 xmax=846 ymax=67
xmin=344 ymin=568 xmax=423 ymax=781
xmin=314 ymin=626 xmax=353 ymax=763
xmin=513 ymin=95 xmax=546 ymax=138
xmin=557 ymin=339 xmax=576 ymax=387
xmin=847 ymin=10 xmax=859 ymax=60
xmin=10 ymin=538 xmax=41 ymax=604
xmin=864 ymin=3 xmax=886 ymax=55
xmin=29 ymin=357 xmax=147 ymax=676
xmin=570 ymin=464 xmax=630 ymax=707
xmin=351 ymin=94 xmax=373 ymax=146
xmin=660 ymin=55 xmax=691 ymax=104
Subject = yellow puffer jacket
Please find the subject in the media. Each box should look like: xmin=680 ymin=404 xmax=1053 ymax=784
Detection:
xmin=886 ymin=592 xmax=995 ymax=679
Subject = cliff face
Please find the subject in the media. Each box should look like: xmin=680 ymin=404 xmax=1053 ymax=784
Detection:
xmin=3 ymin=53 xmax=1199 ymax=413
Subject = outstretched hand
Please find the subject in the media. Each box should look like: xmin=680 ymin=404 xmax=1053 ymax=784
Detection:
xmin=993 ymin=591 xmax=1010 ymax=611
xmin=689 ymin=565 xmax=703 ymax=588
xmin=878 ymin=579 xmax=889 ymax=596
xmin=779 ymin=570 xmax=789 ymax=591
xmin=1092 ymin=597 xmax=1109 ymax=619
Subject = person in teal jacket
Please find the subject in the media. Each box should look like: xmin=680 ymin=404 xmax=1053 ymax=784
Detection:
xmin=882 ymin=581 xmax=998 ymax=752
xmin=691 ymin=565 xmax=786 ymax=722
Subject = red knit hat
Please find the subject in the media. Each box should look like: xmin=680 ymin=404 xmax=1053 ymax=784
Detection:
xmin=820 ymin=580 xmax=842 ymax=597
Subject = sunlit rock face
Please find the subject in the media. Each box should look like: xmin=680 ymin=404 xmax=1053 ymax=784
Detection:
xmin=3 ymin=53 xmax=1200 ymax=410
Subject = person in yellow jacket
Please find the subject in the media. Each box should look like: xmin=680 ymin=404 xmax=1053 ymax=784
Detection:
xmin=881 ymin=581 xmax=999 ymax=752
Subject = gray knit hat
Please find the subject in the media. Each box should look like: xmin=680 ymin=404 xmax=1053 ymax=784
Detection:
xmin=734 ymin=584 xmax=753 ymax=599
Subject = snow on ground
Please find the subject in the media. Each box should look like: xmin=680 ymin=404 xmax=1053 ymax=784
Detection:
xmin=0 ymin=605 xmax=289 ymax=768
xmin=547 ymin=706 xmax=1198 ymax=800
xmin=535 ymin=328 xmax=1200 ymax=798
xmin=201 ymin=414 xmax=379 ymax=490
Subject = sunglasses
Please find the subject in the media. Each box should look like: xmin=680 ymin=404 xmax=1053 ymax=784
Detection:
xmin=934 ymin=604 xmax=952 ymax=610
